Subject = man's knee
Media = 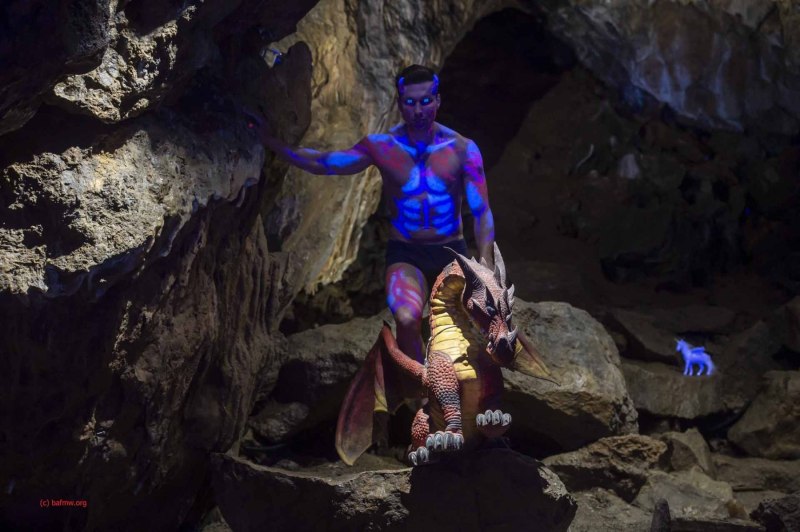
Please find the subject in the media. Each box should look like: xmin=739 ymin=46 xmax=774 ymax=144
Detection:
xmin=393 ymin=307 xmax=422 ymax=331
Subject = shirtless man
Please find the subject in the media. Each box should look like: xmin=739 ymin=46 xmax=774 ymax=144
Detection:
xmin=249 ymin=65 xmax=496 ymax=364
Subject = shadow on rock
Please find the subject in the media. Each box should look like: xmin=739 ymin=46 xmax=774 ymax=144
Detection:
xmin=211 ymin=448 xmax=576 ymax=531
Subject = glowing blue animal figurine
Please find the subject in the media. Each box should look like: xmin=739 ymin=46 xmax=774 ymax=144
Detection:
xmin=675 ymin=338 xmax=715 ymax=376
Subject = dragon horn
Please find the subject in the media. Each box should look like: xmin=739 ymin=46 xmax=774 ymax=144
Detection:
xmin=493 ymin=242 xmax=506 ymax=285
xmin=453 ymin=252 xmax=482 ymax=290
xmin=507 ymin=284 xmax=515 ymax=306
xmin=508 ymin=326 xmax=518 ymax=345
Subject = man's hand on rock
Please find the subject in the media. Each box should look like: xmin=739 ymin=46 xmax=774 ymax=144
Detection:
xmin=241 ymin=105 xmax=275 ymax=145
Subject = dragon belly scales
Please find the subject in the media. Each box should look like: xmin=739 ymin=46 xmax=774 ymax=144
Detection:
xmin=425 ymin=266 xmax=505 ymax=446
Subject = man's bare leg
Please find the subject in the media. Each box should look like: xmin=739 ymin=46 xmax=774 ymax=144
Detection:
xmin=385 ymin=262 xmax=428 ymax=364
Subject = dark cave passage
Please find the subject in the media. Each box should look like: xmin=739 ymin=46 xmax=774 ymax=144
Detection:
xmin=437 ymin=7 xmax=576 ymax=171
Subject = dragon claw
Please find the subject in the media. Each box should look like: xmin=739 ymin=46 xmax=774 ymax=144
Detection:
xmin=408 ymin=446 xmax=432 ymax=466
xmin=425 ymin=430 xmax=463 ymax=452
xmin=476 ymin=410 xmax=512 ymax=438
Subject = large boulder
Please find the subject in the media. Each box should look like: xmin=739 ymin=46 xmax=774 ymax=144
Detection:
xmin=659 ymin=428 xmax=715 ymax=476
xmin=543 ymin=434 xmax=667 ymax=501
xmin=751 ymin=494 xmax=800 ymax=532
xmin=633 ymin=468 xmax=747 ymax=522
xmin=621 ymin=360 xmax=723 ymax=419
xmin=621 ymin=318 xmax=789 ymax=419
xmin=568 ymin=488 xmax=652 ymax=532
xmin=502 ymin=300 xmax=638 ymax=453
xmin=606 ymin=305 xmax=738 ymax=363
xmin=211 ymin=449 xmax=577 ymax=531
xmin=712 ymin=454 xmax=800 ymax=494
xmin=254 ymin=309 xmax=392 ymax=435
xmin=728 ymin=371 xmax=800 ymax=459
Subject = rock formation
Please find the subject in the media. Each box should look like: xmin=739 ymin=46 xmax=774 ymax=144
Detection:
xmin=1 ymin=0 xmax=798 ymax=530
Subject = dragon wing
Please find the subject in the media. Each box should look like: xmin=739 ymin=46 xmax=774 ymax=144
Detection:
xmin=511 ymin=329 xmax=560 ymax=386
xmin=335 ymin=322 xmax=420 ymax=465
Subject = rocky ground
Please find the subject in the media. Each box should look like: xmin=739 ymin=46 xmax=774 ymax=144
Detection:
xmin=204 ymin=291 xmax=799 ymax=530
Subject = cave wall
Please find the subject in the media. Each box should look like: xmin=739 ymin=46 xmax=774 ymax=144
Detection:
xmin=1 ymin=1 xmax=319 ymax=529
xmin=1 ymin=0 xmax=799 ymax=530
xmin=533 ymin=0 xmax=800 ymax=135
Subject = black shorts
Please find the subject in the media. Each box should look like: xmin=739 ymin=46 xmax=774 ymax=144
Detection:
xmin=385 ymin=239 xmax=468 ymax=288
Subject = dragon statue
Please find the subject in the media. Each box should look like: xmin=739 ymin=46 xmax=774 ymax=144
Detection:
xmin=335 ymin=243 xmax=557 ymax=466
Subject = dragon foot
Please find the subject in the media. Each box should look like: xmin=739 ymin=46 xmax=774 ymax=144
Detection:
xmin=476 ymin=409 xmax=511 ymax=438
xmin=425 ymin=430 xmax=464 ymax=452
xmin=408 ymin=446 xmax=435 ymax=466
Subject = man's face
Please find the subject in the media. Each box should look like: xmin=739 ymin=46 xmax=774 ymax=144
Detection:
xmin=397 ymin=81 xmax=440 ymax=132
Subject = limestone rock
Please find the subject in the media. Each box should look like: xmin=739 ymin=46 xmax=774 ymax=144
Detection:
xmin=48 ymin=1 xmax=318 ymax=124
xmin=0 ymin=112 xmax=265 ymax=297
xmin=660 ymin=428 xmax=715 ymax=475
xmin=622 ymin=359 xmax=724 ymax=419
xmin=540 ymin=0 xmax=800 ymax=134
xmin=211 ymin=449 xmax=577 ymax=531
xmin=712 ymin=454 xmax=800 ymax=494
xmin=607 ymin=308 xmax=680 ymax=363
xmin=714 ymin=321 xmax=789 ymax=412
xmin=633 ymin=468 xmax=745 ymax=522
xmin=670 ymin=516 xmax=764 ymax=531
xmin=0 ymin=0 xmax=113 ymax=135
xmin=751 ymin=494 xmax=800 ymax=532
xmin=247 ymin=401 xmax=310 ymax=443
xmin=568 ymin=488 xmax=652 ymax=532
xmin=736 ymin=491 xmax=792 ymax=517
xmin=502 ymin=300 xmax=639 ymax=452
xmin=543 ymin=434 xmax=667 ymax=501
xmin=728 ymin=371 xmax=800 ymax=459
xmin=267 ymin=310 xmax=393 ymax=432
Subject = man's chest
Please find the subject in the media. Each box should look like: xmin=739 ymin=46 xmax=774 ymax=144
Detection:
xmin=376 ymin=141 xmax=463 ymax=191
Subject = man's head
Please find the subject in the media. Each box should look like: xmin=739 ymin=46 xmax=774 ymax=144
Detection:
xmin=396 ymin=65 xmax=440 ymax=132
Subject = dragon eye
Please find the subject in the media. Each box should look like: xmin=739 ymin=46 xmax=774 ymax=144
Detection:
xmin=486 ymin=304 xmax=496 ymax=316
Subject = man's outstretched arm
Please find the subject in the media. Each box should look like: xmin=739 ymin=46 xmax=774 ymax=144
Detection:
xmin=245 ymin=109 xmax=373 ymax=175
xmin=463 ymin=140 xmax=496 ymax=268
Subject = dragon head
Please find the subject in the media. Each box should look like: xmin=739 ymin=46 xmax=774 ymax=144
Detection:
xmin=450 ymin=243 xmax=518 ymax=366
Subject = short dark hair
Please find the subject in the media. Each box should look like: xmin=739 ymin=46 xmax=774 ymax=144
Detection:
xmin=395 ymin=65 xmax=439 ymax=95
